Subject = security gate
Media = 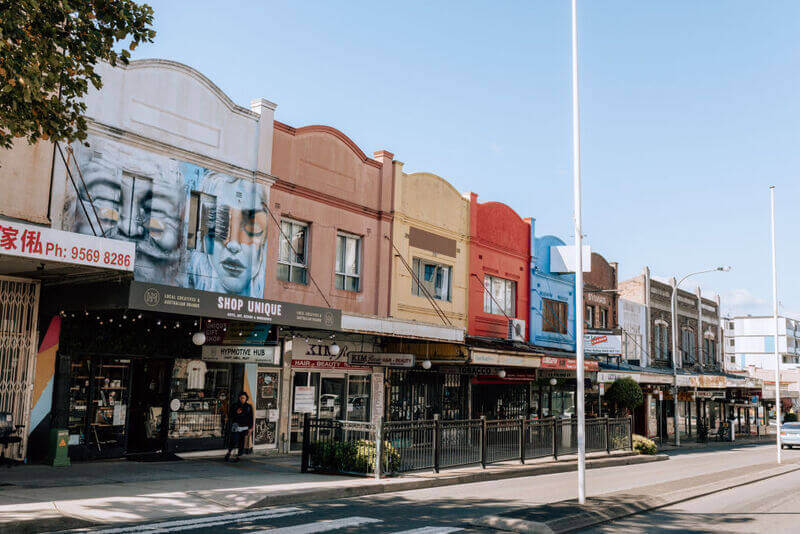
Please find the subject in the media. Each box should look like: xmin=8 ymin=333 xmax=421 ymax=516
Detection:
xmin=0 ymin=276 xmax=40 ymax=460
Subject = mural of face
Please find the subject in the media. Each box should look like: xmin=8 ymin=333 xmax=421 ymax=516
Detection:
xmin=70 ymin=139 xmax=185 ymax=285
xmin=207 ymin=176 xmax=268 ymax=295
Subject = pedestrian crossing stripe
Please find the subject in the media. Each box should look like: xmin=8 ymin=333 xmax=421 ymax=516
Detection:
xmin=250 ymin=516 xmax=382 ymax=533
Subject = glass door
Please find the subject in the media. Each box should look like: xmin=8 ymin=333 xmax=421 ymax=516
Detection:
xmin=318 ymin=377 xmax=345 ymax=421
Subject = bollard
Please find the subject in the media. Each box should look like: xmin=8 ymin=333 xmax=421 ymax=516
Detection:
xmin=433 ymin=414 xmax=441 ymax=474
xmin=375 ymin=417 xmax=383 ymax=480
xmin=300 ymin=413 xmax=310 ymax=473
xmin=480 ymin=416 xmax=487 ymax=469
xmin=552 ymin=417 xmax=559 ymax=460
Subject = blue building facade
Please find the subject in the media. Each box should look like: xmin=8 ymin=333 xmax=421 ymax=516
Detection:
xmin=529 ymin=219 xmax=576 ymax=352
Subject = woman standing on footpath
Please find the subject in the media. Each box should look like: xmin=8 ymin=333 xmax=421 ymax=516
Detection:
xmin=225 ymin=391 xmax=253 ymax=462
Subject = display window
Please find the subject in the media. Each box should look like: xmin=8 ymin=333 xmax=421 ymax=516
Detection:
xmin=168 ymin=359 xmax=232 ymax=440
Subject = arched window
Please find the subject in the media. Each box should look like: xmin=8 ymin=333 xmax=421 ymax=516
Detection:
xmin=703 ymin=330 xmax=717 ymax=366
xmin=654 ymin=320 xmax=670 ymax=362
xmin=681 ymin=327 xmax=696 ymax=364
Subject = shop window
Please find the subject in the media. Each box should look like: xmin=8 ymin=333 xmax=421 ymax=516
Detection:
xmin=542 ymin=298 xmax=568 ymax=334
xmin=278 ymin=219 xmax=308 ymax=284
xmin=584 ymin=305 xmax=593 ymax=328
xmin=599 ymin=308 xmax=608 ymax=328
xmin=168 ymin=359 xmax=232 ymax=440
xmin=412 ymin=258 xmax=452 ymax=301
xmin=483 ymin=275 xmax=516 ymax=316
xmin=335 ymin=232 xmax=361 ymax=292
xmin=186 ymin=191 xmax=217 ymax=251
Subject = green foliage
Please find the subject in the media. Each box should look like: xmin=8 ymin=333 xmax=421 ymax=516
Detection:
xmin=309 ymin=439 xmax=400 ymax=474
xmin=633 ymin=434 xmax=657 ymax=455
xmin=0 ymin=0 xmax=156 ymax=149
xmin=607 ymin=377 xmax=644 ymax=414
xmin=784 ymin=412 xmax=798 ymax=423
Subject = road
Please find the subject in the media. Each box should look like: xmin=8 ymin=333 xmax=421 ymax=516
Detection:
xmin=60 ymin=444 xmax=799 ymax=534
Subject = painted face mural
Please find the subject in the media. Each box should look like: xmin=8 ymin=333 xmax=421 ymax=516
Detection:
xmin=65 ymin=136 xmax=268 ymax=297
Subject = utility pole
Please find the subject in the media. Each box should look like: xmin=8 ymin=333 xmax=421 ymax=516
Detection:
xmin=770 ymin=185 xmax=781 ymax=464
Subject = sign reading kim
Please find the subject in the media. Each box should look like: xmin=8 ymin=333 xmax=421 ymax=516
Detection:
xmin=129 ymin=281 xmax=341 ymax=329
xmin=348 ymin=352 xmax=415 ymax=368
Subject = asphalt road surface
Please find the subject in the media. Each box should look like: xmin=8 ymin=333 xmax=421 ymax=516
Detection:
xmin=59 ymin=444 xmax=798 ymax=534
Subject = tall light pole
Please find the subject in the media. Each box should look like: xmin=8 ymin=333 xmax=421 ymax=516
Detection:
xmin=671 ymin=266 xmax=730 ymax=446
xmin=570 ymin=0 xmax=586 ymax=505
xmin=770 ymin=185 xmax=781 ymax=463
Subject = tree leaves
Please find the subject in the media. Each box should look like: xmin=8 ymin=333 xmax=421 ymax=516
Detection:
xmin=0 ymin=0 xmax=156 ymax=150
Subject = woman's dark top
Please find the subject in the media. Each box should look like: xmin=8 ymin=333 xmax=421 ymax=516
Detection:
xmin=230 ymin=401 xmax=253 ymax=429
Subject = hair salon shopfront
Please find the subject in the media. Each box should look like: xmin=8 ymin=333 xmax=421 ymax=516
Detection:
xmin=33 ymin=280 xmax=340 ymax=461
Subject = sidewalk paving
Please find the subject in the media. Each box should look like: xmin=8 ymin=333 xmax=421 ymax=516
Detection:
xmin=0 ymin=450 xmax=660 ymax=533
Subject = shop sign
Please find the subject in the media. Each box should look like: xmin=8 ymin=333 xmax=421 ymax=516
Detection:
xmin=597 ymin=372 xmax=640 ymax=383
xmin=676 ymin=375 xmax=698 ymax=387
xmin=0 ymin=219 xmax=135 ymax=271
xmin=639 ymin=373 xmax=675 ymax=385
xmin=291 ymin=359 xmax=370 ymax=371
xmin=128 ymin=281 xmax=341 ymax=329
xmin=438 ymin=365 xmax=495 ymax=376
xmin=294 ymin=386 xmax=315 ymax=413
xmin=205 ymin=319 xmax=275 ymax=346
xmin=583 ymin=333 xmax=622 ymax=355
xmin=538 ymin=369 xmax=581 ymax=379
xmin=695 ymin=390 xmax=725 ymax=399
xmin=201 ymin=345 xmax=278 ymax=365
xmin=347 ymin=352 xmax=415 ymax=368
xmin=697 ymin=375 xmax=726 ymax=389
xmin=540 ymin=356 xmax=599 ymax=371
xmin=470 ymin=351 xmax=540 ymax=368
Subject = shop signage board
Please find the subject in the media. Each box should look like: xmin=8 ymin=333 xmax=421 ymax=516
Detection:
xmin=347 ymin=352 xmax=415 ymax=368
xmin=697 ymin=375 xmax=727 ymax=389
xmin=128 ymin=281 xmax=341 ymax=329
xmin=597 ymin=372 xmax=640 ymax=383
xmin=201 ymin=345 xmax=279 ymax=365
xmin=695 ymin=390 xmax=725 ymax=399
xmin=540 ymin=356 xmax=599 ymax=371
xmin=205 ymin=319 xmax=275 ymax=346
xmin=0 ymin=219 xmax=135 ymax=270
xmin=583 ymin=333 xmax=622 ymax=355
xmin=676 ymin=375 xmax=698 ymax=387
xmin=470 ymin=351 xmax=541 ymax=368
xmin=291 ymin=359 xmax=370 ymax=371
xmin=294 ymin=386 xmax=315 ymax=413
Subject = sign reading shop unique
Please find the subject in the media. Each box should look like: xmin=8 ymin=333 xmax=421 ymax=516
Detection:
xmin=201 ymin=345 xmax=278 ymax=364
xmin=347 ymin=352 xmax=415 ymax=368
xmin=0 ymin=219 xmax=135 ymax=271
xmin=128 ymin=281 xmax=341 ymax=329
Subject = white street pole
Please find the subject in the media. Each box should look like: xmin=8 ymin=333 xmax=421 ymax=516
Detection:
xmin=770 ymin=185 xmax=781 ymax=464
xmin=671 ymin=281 xmax=680 ymax=446
xmin=570 ymin=0 xmax=586 ymax=505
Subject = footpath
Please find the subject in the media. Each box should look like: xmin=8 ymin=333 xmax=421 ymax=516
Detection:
xmin=0 ymin=450 xmax=659 ymax=533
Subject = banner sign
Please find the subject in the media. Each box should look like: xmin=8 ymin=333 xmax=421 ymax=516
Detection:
xmin=0 ymin=219 xmax=135 ymax=271
xmin=470 ymin=351 xmax=541 ymax=368
xmin=583 ymin=333 xmax=622 ymax=355
xmin=540 ymin=356 xmax=599 ymax=371
xmin=291 ymin=359 xmax=370 ymax=371
xmin=129 ymin=281 xmax=341 ymax=329
xmin=347 ymin=352 xmax=415 ymax=368
xmin=202 ymin=345 xmax=278 ymax=364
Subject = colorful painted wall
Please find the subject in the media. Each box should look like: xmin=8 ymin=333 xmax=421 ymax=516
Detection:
xmin=389 ymin=163 xmax=469 ymax=329
xmin=467 ymin=193 xmax=530 ymax=340
xmin=530 ymin=219 xmax=576 ymax=351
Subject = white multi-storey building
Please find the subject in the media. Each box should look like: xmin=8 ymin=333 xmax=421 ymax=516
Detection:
xmin=722 ymin=315 xmax=800 ymax=371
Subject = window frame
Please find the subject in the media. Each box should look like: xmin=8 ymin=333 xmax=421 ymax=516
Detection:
xmin=277 ymin=217 xmax=310 ymax=284
xmin=584 ymin=305 xmax=594 ymax=328
xmin=599 ymin=308 xmax=608 ymax=328
xmin=483 ymin=274 xmax=516 ymax=316
xmin=542 ymin=298 xmax=568 ymax=334
xmin=412 ymin=258 xmax=453 ymax=302
xmin=335 ymin=231 xmax=362 ymax=292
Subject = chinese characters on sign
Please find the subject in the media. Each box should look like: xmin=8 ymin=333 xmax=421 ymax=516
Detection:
xmin=0 ymin=219 xmax=135 ymax=271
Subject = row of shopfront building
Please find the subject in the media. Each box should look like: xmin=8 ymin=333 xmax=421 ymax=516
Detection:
xmin=0 ymin=58 xmax=768 ymax=463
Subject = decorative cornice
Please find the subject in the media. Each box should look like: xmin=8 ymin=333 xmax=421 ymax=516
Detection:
xmin=125 ymin=59 xmax=260 ymax=120
xmin=272 ymin=179 xmax=393 ymax=222
xmin=274 ymin=121 xmax=382 ymax=169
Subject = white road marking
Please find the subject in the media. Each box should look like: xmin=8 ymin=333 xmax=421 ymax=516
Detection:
xmin=391 ymin=527 xmax=464 ymax=534
xmin=80 ymin=507 xmax=309 ymax=533
xmin=251 ymin=516 xmax=382 ymax=533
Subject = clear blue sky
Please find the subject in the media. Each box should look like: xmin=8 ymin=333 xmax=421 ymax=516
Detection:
xmin=130 ymin=0 xmax=800 ymax=318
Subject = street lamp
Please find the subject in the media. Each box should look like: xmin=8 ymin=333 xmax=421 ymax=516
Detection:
xmin=671 ymin=266 xmax=731 ymax=446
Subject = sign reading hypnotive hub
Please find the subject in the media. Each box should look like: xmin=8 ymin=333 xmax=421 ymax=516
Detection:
xmin=129 ymin=281 xmax=341 ymax=330
xmin=0 ymin=219 xmax=135 ymax=270
xmin=201 ymin=345 xmax=278 ymax=365
xmin=62 ymin=135 xmax=268 ymax=297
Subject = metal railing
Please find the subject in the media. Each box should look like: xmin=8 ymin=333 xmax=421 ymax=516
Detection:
xmin=301 ymin=414 xmax=633 ymax=478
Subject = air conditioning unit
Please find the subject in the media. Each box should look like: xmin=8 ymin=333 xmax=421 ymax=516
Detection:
xmin=508 ymin=318 xmax=526 ymax=342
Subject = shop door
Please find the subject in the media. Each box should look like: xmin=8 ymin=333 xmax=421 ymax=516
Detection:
xmin=318 ymin=377 xmax=345 ymax=421
xmin=127 ymin=359 xmax=171 ymax=453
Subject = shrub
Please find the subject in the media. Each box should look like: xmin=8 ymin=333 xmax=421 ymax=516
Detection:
xmin=633 ymin=434 xmax=657 ymax=455
xmin=607 ymin=377 xmax=644 ymax=414
xmin=309 ymin=439 xmax=400 ymax=474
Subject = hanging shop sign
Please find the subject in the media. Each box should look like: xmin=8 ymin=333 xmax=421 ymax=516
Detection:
xmin=204 ymin=319 xmax=276 ymax=346
xmin=540 ymin=356 xmax=599 ymax=371
xmin=347 ymin=352 xmax=415 ymax=368
xmin=0 ymin=219 xmax=135 ymax=271
xmin=128 ymin=281 xmax=341 ymax=329
xmin=470 ymin=351 xmax=541 ymax=368
xmin=583 ymin=332 xmax=622 ymax=355
xmin=294 ymin=386 xmax=316 ymax=413
xmin=201 ymin=345 xmax=279 ymax=365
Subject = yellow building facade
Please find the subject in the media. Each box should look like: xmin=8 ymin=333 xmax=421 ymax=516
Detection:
xmin=389 ymin=161 xmax=469 ymax=329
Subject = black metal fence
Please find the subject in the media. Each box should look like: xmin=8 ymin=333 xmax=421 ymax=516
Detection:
xmin=301 ymin=414 xmax=633 ymax=478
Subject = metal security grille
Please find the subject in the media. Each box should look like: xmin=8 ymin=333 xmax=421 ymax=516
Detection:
xmin=0 ymin=276 xmax=40 ymax=460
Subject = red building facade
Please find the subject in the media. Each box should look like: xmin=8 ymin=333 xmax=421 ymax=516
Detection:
xmin=467 ymin=193 xmax=531 ymax=340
